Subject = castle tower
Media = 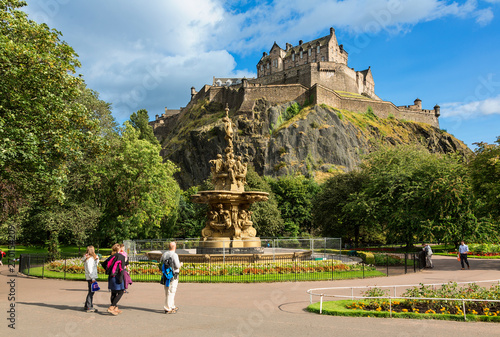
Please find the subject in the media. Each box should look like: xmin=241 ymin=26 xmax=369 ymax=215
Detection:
xmin=434 ymin=104 xmax=441 ymax=117
xmin=414 ymin=98 xmax=422 ymax=109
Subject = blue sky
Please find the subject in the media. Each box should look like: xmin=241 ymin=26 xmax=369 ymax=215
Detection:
xmin=22 ymin=0 xmax=500 ymax=148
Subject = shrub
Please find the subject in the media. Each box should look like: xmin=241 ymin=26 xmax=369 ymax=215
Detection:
xmin=357 ymin=251 xmax=375 ymax=264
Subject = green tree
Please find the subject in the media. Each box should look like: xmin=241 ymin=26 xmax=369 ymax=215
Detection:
xmin=470 ymin=137 xmax=500 ymax=220
xmin=169 ymin=186 xmax=207 ymax=238
xmin=0 ymin=0 xmax=102 ymax=213
xmin=246 ymin=166 xmax=284 ymax=237
xmin=94 ymin=123 xmax=180 ymax=243
xmin=129 ymin=109 xmax=159 ymax=145
xmin=268 ymin=174 xmax=319 ymax=236
xmin=360 ymin=145 xmax=479 ymax=248
xmin=313 ymin=170 xmax=378 ymax=247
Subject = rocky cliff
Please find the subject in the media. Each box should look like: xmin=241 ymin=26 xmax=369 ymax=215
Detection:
xmin=153 ymin=99 xmax=472 ymax=189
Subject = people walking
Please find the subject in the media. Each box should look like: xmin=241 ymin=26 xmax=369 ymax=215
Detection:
xmin=105 ymin=243 xmax=127 ymax=315
xmin=160 ymin=242 xmax=183 ymax=314
xmin=422 ymin=243 xmax=433 ymax=268
xmin=83 ymin=246 xmax=99 ymax=312
xmin=459 ymin=241 xmax=470 ymax=270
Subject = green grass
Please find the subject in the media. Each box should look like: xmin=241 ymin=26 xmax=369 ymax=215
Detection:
xmin=23 ymin=267 xmax=384 ymax=283
xmin=307 ymin=300 xmax=500 ymax=322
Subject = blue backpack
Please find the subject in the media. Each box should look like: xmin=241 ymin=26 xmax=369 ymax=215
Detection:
xmin=160 ymin=257 xmax=174 ymax=287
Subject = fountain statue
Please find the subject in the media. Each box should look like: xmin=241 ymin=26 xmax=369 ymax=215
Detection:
xmin=191 ymin=105 xmax=269 ymax=253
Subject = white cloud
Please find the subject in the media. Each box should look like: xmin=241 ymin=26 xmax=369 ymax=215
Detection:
xmin=441 ymin=95 xmax=500 ymax=119
xmin=20 ymin=0 xmax=497 ymax=123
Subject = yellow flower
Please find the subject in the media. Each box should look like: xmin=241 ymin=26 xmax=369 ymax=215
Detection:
xmin=402 ymin=309 xmax=408 ymax=312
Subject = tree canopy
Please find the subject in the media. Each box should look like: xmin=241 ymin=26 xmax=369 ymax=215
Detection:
xmin=0 ymin=0 xmax=101 ymax=214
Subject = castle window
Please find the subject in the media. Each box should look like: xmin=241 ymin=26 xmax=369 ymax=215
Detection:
xmin=267 ymin=63 xmax=269 ymax=69
xmin=317 ymin=46 xmax=320 ymax=54
xmin=300 ymin=51 xmax=303 ymax=58
xmin=225 ymin=79 xmax=232 ymax=86
xmin=321 ymin=56 xmax=325 ymax=61
xmin=292 ymin=54 xmax=295 ymax=61
xmin=260 ymin=65 xmax=263 ymax=71
xmin=216 ymin=80 xmax=222 ymax=86
xmin=308 ymin=49 xmax=311 ymax=56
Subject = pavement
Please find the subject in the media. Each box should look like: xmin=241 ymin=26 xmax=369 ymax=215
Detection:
xmin=1 ymin=255 xmax=500 ymax=337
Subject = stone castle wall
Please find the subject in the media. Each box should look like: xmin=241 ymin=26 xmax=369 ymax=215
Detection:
xmin=151 ymin=82 xmax=439 ymax=130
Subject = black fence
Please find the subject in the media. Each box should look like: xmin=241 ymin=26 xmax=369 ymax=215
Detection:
xmin=19 ymin=251 xmax=422 ymax=283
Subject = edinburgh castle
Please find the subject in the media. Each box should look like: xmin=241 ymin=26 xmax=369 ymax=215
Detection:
xmin=151 ymin=27 xmax=440 ymax=130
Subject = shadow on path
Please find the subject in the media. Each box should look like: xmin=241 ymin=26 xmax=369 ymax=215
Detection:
xmin=17 ymin=301 xmax=165 ymax=315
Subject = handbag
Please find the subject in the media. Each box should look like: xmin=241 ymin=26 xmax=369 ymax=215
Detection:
xmin=91 ymin=281 xmax=100 ymax=292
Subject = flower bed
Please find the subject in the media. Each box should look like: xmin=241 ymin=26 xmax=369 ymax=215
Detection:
xmin=45 ymin=258 xmax=370 ymax=276
xmin=327 ymin=282 xmax=500 ymax=320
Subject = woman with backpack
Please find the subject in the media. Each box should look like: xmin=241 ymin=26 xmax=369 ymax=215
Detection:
xmin=83 ymin=246 xmax=99 ymax=312
xmin=104 ymin=243 xmax=127 ymax=315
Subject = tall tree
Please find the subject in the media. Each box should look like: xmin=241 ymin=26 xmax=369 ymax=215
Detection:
xmin=313 ymin=170 xmax=378 ymax=247
xmin=470 ymin=136 xmax=500 ymax=220
xmin=95 ymin=122 xmax=180 ymax=243
xmin=0 ymin=0 xmax=101 ymax=215
xmin=129 ymin=109 xmax=159 ymax=145
xmin=360 ymin=145 xmax=478 ymax=247
xmin=268 ymin=174 xmax=319 ymax=236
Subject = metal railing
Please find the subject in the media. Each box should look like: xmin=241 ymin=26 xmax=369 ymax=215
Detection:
xmin=307 ymin=280 xmax=500 ymax=319
xmin=18 ymin=251 xmax=421 ymax=283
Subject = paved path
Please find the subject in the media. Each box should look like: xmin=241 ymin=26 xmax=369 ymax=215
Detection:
xmin=1 ymin=255 xmax=500 ymax=336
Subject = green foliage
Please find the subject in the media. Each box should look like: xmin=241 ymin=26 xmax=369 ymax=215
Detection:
xmin=313 ymin=170 xmax=377 ymax=247
xmin=269 ymin=102 xmax=301 ymax=135
xmin=92 ymin=123 xmax=181 ymax=243
xmin=470 ymin=137 xmax=500 ymax=221
xmin=360 ymin=145 xmax=479 ymax=247
xmin=268 ymin=174 xmax=320 ymax=235
xmin=357 ymin=251 xmax=375 ymax=264
xmin=365 ymin=106 xmax=377 ymax=120
xmin=286 ymin=102 xmax=300 ymax=118
xmin=362 ymin=287 xmax=389 ymax=297
xmin=129 ymin=109 xmax=159 ymax=145
xmin=0 ymin=0 xmax=103 ymax=215
xmin=245 ymin=166 xmax=284 ymax=237
xmin=169 ymin=186 xmax=207 ymax=238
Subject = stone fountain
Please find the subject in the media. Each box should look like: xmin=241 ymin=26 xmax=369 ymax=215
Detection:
xmin=191 ymin=105 xmax=269 ymax=253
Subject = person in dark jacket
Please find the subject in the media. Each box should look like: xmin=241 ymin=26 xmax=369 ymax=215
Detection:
xmin=106 ymin=243 xmax=127 ymax=315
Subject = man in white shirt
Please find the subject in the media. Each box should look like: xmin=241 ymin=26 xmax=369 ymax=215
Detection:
xmin=458 ymin=241 xmax=470 ymax=270
xmin=160 ymin=242 xmax=183 ymax=314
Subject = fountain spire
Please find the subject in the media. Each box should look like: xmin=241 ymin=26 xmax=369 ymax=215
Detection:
xmin=192 ymin=105 xmax=269 ymax=252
